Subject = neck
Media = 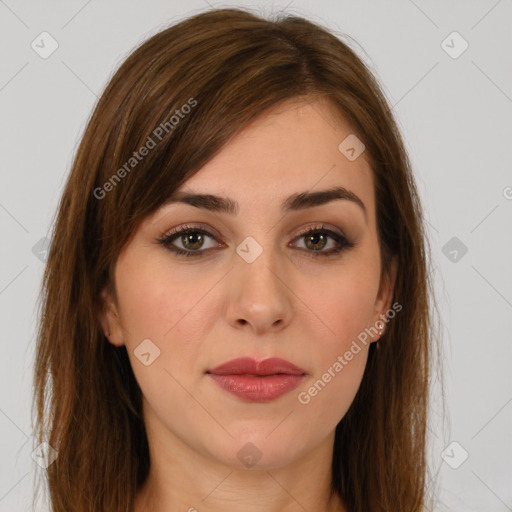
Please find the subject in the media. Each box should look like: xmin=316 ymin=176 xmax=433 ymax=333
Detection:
xmin=134 ymin=405 xmax=346 ymax=512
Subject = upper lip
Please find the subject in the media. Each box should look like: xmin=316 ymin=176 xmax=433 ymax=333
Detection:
xmin=207 ymin=357 xmax=306 ymax=376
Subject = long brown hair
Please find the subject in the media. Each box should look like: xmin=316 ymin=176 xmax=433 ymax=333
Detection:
xmin=33 ymin=7 xmax=439 ymax=511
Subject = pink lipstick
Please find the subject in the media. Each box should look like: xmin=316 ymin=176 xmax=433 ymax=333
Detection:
xmin=206 ymin=357 xmax=307 ymax=402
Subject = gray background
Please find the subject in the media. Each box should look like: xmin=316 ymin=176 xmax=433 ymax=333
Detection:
xmin=1 ymin=0 xmax=511 ymax=510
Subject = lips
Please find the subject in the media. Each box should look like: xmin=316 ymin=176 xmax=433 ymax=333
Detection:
xmin=208 ymin=357 xmax=306 ymax=376
xmin=206 ymin=357 xmax=307 ymax=402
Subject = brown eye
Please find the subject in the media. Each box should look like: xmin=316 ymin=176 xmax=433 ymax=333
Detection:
xmin=157 ymin=224 xmax=356 ymax=259
xmin=180 ymin=231 xmax=205 ymax=251
xmin=157 ymin=226 xmax=221 ymax=257
xmin=304 ymin=232 xmax=328 ymax=251
xmin=292 ymin=226 xmax=356 ymax=258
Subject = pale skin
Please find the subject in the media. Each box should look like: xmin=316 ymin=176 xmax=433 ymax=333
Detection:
xmin=99 ymin=96 xmax=397 ymax=512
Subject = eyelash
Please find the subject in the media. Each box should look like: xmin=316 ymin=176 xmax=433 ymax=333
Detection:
xmin=156 ymin=224 xmax=356 ymax=259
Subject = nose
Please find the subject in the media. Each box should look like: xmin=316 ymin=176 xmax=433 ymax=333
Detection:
xmin=225 ymin=241 xmax=293 ymax=336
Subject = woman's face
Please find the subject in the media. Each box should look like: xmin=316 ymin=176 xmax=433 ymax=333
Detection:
xmin=101 ymin=96 xmax=396 ymax=471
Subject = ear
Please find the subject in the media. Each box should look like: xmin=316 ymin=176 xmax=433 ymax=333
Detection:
xmin=369 ymin=255 xmax=398 ymax=342
xmin=97 ymin=287 xmax=125 ymax=347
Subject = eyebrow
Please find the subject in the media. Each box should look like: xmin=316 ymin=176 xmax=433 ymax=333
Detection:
xmin=165 ymin=185 xmax=367 ymax=222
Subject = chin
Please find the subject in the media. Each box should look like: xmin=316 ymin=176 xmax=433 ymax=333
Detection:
xmin=201 ymin=432 xmax=308 ymax=471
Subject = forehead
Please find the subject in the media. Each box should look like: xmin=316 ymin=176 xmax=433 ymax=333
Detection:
xmin=171 ymin=97 xmax=375 ymax=222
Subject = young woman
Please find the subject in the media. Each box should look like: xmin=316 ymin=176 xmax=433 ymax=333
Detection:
xmin=33 ymin=7 xmax=437 ymax=512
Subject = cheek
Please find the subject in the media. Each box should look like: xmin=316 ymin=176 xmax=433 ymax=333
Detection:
xmin=298 ymin=267 xmax=377 ymax=412
xmin=288 ymin=267 xmax=377 ymax=432
xmin=294 ymin=278 xmax=374 ymax=435
xmin=296 ymin=345 xmax=369 ymax=444
xmin=304 ymin=267 xmax=379 ymax=352
xmin=115 ymin=255 xmax=211 ymax=339
xmin=113 ymin=262 xmax=215 ymax=418
xmin=114 ymin=257 xmax=223 ymax=384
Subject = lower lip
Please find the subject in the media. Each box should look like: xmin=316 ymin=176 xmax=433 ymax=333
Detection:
xmin=208 ymin=374 xmax=306 ymax=402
